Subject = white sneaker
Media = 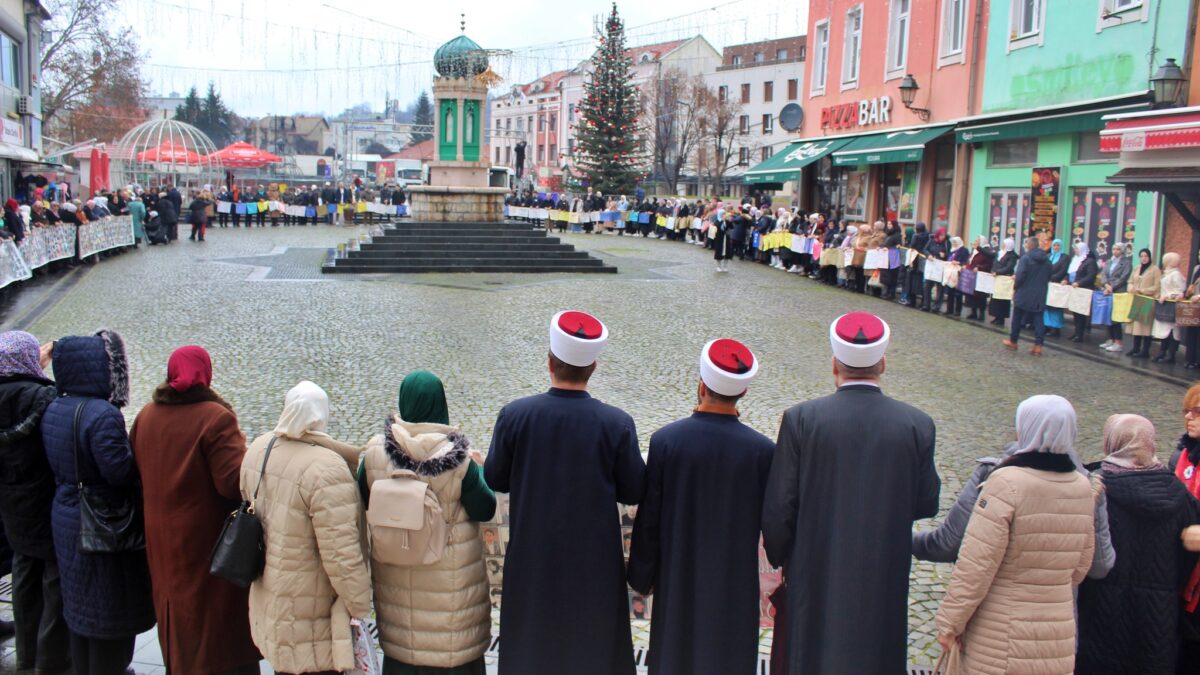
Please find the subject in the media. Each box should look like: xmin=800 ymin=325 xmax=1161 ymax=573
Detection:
xmin=1106 ymin=342 xmax=1125 ymax=352
xmin=1098 ymin=340 xmax=1112 ymax=349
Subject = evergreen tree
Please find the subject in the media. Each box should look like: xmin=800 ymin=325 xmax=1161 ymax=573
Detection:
xmin=173 ymin=86 xmax=202 ymax=125
xmin=572 ymin=3 xmax=644 ymax=195
xmin=412 ymin=91 xmax=434 ymax=143
xmin=200 ymin=83 xmax=235 ymax=147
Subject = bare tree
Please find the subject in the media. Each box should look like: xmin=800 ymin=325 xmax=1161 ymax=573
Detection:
xmin=642 ymin=68 xmax=707 ymax=194
xmin=697 ymin=88 xmax=746 ymax=197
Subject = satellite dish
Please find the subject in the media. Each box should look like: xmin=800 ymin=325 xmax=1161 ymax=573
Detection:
xmin=779 ymin=103 xmax=804 ymax=132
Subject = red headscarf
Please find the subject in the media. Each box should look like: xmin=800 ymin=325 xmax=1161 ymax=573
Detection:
xmin=4 ymin=199 xmax=17 ymax=212
xmin=167 ymin=345 xmax=212 ymax=392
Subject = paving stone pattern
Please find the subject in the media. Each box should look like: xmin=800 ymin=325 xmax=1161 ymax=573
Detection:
xmin=11 ymin=224 xmax=1188 ymax=669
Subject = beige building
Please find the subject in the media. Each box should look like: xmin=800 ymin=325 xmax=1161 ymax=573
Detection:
xmin=246 ymin=116 xmax=332 ymax=156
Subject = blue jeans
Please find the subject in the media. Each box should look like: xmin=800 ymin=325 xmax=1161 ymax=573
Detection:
xmin=1010 ymin=307 xmax=1045 ymax=345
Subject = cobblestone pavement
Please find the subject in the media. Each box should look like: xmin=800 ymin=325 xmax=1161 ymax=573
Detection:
xmin=2 ymin=223 xmax=1187 ymax=671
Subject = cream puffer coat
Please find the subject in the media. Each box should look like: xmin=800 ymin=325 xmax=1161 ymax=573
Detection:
xmin=240 ymin=432 xmax=373 ymax=674
xmin=363 ymin=420 xmax=491 ymax=667
xmin=935 ymin=464 xmax=1095 ymax=675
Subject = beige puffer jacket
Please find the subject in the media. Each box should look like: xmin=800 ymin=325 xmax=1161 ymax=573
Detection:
xmin=240 ymin=432 xmax=373 ymax=674
xmin=935 ymin=464 xmax=1095 ymax=675
xmin=363 ymin=419 xmax=491 ymax=667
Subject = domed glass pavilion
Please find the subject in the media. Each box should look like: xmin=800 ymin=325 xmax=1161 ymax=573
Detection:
xmin=113 ymin=119 xmax=223 ymax=191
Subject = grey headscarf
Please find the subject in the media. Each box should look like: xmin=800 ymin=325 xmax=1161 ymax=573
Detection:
xmin=1013 ymin=394 xmax=1076 ymax=455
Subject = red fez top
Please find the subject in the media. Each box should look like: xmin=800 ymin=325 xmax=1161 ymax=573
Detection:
xmin=708 ymin=338 xmax=755 ymax=374
xmin=558 ymin=311 xmax=604 ymax=340
xmin=835 ymin=312 xmax=887 ymax=345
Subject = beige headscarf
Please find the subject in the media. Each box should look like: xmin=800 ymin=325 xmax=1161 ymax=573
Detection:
xmin=1164 ymin=251 xmax=1181 ymax=272
xmin=273 ymin=380 xmax=331 ymax=439
xmin=1101 ymin=413 xmax=1162 ymax=471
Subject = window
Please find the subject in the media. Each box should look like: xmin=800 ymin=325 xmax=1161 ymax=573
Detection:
xmin=990 ymin=138 xmax=1039 ymax=167
xmin=0 ymin=33 xmax=18 ymax=90
xmin=841 ymin=6 xmax=863 ymax=87
xmin=740 ymin=83 xmax=751 ymax=103
xmin=495 ymin=147 xmax=501 ymax=163
xmin=886 ymin=0 xmax=911 ymax=78
xmin=568 ymin=103 xmax=575 ymax=120
xmin=537 ymin=144 xmax=544 ymax=162
xmin=1075 ymin=132 xmax=1110 ymax=162
xmin=776 ymin=49 xmax=788 ymax=60
xmin=527 ymin=116 xmax=533 ymax=133
xmin=763 ymin=81 xmax=774 ymax=102
xmin=940 ymin=0 xmax=967 ymax=60
xmin=811 ymin=20 xmax=829 ymax=94
xmin=754 ymin=52 xmax=765 ymax=63
xmin=732 ymin=55 xmax=743 ymax=66
xmin=739 ymin=147 xmax=750 ymax=165
xmin=787 ymin=78 xmax=798 ymax=100
xmin=1108 ymin=0 xmax=1141 ymax=11
xmin=496 ymin=118 xmax=502 ymax=131
xmin=537 ymin=116 xmax=544 ymax=132
xmin=550 ymin=143 xmax=557 ymax=161
xmin=718 ymin=85 xmax=728 ymax=102
xmin=1069 ymin=187 xmax=1136 ymax=255
xmin=506 ymin=118 xmax=512 ymax=131
xmin=549 ymin=113 xmax=557 ymax=131
xmin=762 ymin=114 xmax=773 ymax=134
xmin=505 ymin=147 xmax=511 ymax=164
xmin=988 ymin=189 xmax=1033 ymax=249
xmin=882 ymin=161 xmax=920 ymax=223
xmin=799 ymin=45 xmax=807 ymax=60
xmin=761 ymin=146 xmax=774 ymax=161
xmin=932 ymin=144 xmax=955 ymax=230
xmin=1099 ymin=0 xmax=1147 ymax=29
xmin=516 ymin=118 xmax=524 ymax=132
xmin=739 ymin=115 xmax=750 ymax=134
xmin=1011 ymin=0 xmax=1043 ymax=39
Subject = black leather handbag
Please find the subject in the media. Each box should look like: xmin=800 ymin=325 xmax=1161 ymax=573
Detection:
xmin=209 ymin=437 xmax=277 ymax=587
xmin=73 ymin=401 xmax=146 ymax=554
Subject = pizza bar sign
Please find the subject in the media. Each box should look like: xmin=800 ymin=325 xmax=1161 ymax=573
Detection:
xmin=820 ymin=96 xmax=892 ymax=130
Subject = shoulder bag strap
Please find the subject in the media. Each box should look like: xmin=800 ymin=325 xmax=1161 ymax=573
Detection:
xmin=249 ymin=436 xmax=278 ymax=512
xmin=71 ymin=400 xmax=88 ymax=489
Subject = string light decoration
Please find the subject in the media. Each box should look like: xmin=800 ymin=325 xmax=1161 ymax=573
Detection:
xmin=570 ymin=3 xmax=645 ymax=195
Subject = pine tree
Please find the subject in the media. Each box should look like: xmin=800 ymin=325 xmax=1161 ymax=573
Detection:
xmin=173 ymin=86 xmax=201 ymax=125
xmin=200 ymin=83 xmax=234 ymax=147
xmin=572 ymin=3 xmax=644 ymax=195
xmin=412 ymin=91 xmax=434 ymax=144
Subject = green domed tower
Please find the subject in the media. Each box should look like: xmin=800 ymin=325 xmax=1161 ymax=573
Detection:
xmin=434 ymin=34 xmax=488 ymax=79
xmin=430 ymin=26 xmax=487 ymax=165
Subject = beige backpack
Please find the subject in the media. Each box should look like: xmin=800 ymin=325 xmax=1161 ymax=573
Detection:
xmin=367 ymin=469 xmax=448 ymax=566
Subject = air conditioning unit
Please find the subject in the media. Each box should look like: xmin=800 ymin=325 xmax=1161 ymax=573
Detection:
xmin=16 ymin=96 xmax=33 ymax=116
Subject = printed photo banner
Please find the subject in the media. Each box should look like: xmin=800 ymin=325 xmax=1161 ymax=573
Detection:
xmin=216 ymin=200 xmax=233 ymax=214
xmin=923 ymin=258 xmax=945 ymax=284
xmin=78 ymin=216 xmax=134 ymax=259
xmin=1045 ymin=284 xmax=1071 ymax=309
xmin=974 ymin=271 xmax=996 ymax=295
xmin=1067 ymin=286 xmax=1094 ymax=316
xmin=0 ymin=239 xmax=32 ymax=289
xmin=21 ymin=224 xmax=76 ymax=270
xmin=991 ymin=275 xmax=1015 ymax=300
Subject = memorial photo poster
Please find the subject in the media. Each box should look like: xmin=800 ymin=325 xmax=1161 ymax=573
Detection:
xmin=1030 ymin=166 xmax=1060 ymax=236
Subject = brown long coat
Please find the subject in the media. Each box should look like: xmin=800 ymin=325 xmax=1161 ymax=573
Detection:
xmin=130 ymin=387 xmax=261 ymax=673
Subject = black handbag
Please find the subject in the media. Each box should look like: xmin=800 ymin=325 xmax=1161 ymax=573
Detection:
xmin=73 ymin=401 xmax=146 ymax=554
xmin=209 ymin=437 xmax=277 ymax=587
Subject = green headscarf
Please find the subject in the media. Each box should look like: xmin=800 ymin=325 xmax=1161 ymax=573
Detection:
xmin=397 ymin=370 xmax=450 ymax=425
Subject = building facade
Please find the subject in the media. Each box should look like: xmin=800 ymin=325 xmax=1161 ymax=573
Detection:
xmin=0 ymin=0 xmax=49 ymax=200
xmin=489 ymin=70 xmax=568 ymax=190
xmin=246 ymin=116 xmax=332 ymax=157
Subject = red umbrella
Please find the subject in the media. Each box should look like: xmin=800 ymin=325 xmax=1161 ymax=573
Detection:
xmin=209 ymin=141 xmax=282 ymax=169
xmin=136 ymin=142 xmax=203 ymax=164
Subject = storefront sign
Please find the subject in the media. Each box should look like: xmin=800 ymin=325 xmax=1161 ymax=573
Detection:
xmin=1030 ymin=166 xmax=1061 ymax=234
xmin=820 ymin=96 xmax=892 ymax=130
xmin=1 ymin=118 xmax=23 ymax=145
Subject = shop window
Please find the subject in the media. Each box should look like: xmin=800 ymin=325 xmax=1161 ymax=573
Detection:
xmin=843 ymin=167 xmax=868 ymax=220
xmin=787 ymin=78 xmax=798 ymax=100
xmin=990 ymin=138 xmax=1038 ymax=167
xmin=842 ymin=6 xmax=863 ymax=87
xmin=1069 ymin=187 xmax=1132 ymax=257
xmin=811 ymin=20 xmax=829 ymax=95
xmin=764 ymin=81 xmax=773 ymax=103
xmin=886 ymin=0 xmax=911 ymax=79
xmin=939 ymin=0 xmax=967 ymax=63
xmin=987 ymin=189 xmax=1033 ymax=249
xmin=932 ymin=144 xmax=955 ymax=230
xmin=882 ymin=161 xmax=920 ymax=223
xmin=741 ymin=83 xmax=751 ymax=104
xmin=1075 ymin=132 xmax=1110 ymax=162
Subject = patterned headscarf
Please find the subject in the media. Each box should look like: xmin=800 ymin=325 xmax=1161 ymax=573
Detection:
xmin=0 ymin=331 xmax=45 ymax=379
xmin=1101 ymin=413 xmax=1162 ymax=472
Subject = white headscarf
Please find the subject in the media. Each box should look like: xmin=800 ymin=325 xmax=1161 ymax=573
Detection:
xmin=1013 ymin=394 xmax=1076 ymax=455
xmin=1002 ymin=238 xmax=1015 ymax=253
xmin=1067 ymin=241 xmax=1089 ymax=276
xmin=841 ymin=225 xmax=858 ymax=248
xmin=274 ymin=380 xmax=330 ymax=439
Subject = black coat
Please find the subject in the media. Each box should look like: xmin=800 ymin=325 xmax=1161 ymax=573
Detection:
xmin=0 ymin=374 xmax=57 ymax=559
xmin=484 ymin=389 xmax=645 ymax=675
xmin=993 ymin=250 xmax=1018 ymax=276
xmin=909 ymin=231 xmax=930 ymax=271
xmin=1077 ymin=469 xmax=1200 ymax=675
xmin=155 ymin=198 xmax=177 ymax=226
xmin=167 ymin=188 xmax=182 ymax=214
xmin=762 ymin=385 xmax=940 ymax=674
xmin=628 ymin=412 xmax=774 ymax=674
xmin=1071 ymin=254 xmax=1100 ymax=289
xmin=4 ymin=208 xmax=23 ymax=242
xmin=1013 ymin=247 xmax=1051 ymax=312
xmin=189 ymin=198 xmax=210 ymax=225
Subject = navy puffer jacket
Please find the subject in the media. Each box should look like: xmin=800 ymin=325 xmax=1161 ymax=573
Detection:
xmin=41 ymin=330 xmax=154 ymax=639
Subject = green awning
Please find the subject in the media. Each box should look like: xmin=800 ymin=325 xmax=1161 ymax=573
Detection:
xmin=831 ymin=126 xmax=954 ymax=166
xmin=743 ymin=139 xmax=849 ymax=184
xmin=954 ymin=108 xmax=1142 ymax=144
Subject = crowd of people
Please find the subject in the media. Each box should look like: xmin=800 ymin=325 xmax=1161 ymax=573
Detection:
xmin=0 ymin=306 xmax=1198 ymax=675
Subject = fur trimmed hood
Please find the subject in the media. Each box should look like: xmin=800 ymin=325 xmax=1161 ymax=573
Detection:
xmin=151 ymin=382 xmax=233 ymax=410
xmin=383 ymin=414 xmax=469 ymax=477
xmin=51 ymin=329 xmax=130 ymax=407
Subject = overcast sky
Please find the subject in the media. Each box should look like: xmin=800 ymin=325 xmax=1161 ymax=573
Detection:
xmin=119 ymin=0 xmax=807 ymax=117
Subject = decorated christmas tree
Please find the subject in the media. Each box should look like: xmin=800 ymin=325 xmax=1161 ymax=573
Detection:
xmin=572 ymin=4 xmax=644 ymax=195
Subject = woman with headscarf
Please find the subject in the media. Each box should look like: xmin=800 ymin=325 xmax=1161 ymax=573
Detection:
xmin=3 ymin=198 xmax=24 ymax=243
xmin=965 ymin=235 xmax=995 ymax=321
xmin=1067 ymin=241 xmax=1100 ymax=343
xmin=1172 ymin=384 xmax=1200 ymax=667
xmin=0 ymin=332 xmax=68 ymax=674
xmin=849 ymin=222 xmax=873 ymax=293
xmin=837 ymin=224 xmax=858 ymax=289
xmin=987 ymin=237 xmax=1018 ymax=326
xmin=1127 ymin=248 xmax=1162 ymax=357
xmin=921 ymin=227 xmax=950 ymax=312
xmin=713 ymin=209 xmax=734 ymax=273
xmin=943 ymin=236 xmax=970 ymax=317
xmin=241 ymin=381 xmax=372 ymax=675
xmin=934 ymin=395 xmax=1097 ymax=675
xmin=1183 ymin=250 xmax=1200 ymax=369
xmin=1043 ymin=239 xmax=1070 ymax=336
xmin=1153 ymin=251 xmax=1187 ymax=363
xmin=879 ymin=221 xmax=904 ymax=299
xmin=40 ymin=330 xmax=154 ymax=675
xmin=1077 ymin=414 xmax=1200 ymax=674
xmin=904 ymin=223 xmax=929 ymax=308
xmin=130 ymin=346 xmax=261 ymax=674
xmin=358 ymin=371 xmax=495 ymax=675
xmin=1097 ymin=242 xmax=1132 ymax=353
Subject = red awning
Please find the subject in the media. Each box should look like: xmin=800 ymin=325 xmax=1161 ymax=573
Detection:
xmin=209 ymin=141 xmax=282 ymax=169
xmin=1100 ymin=108 xmax=1200 ymax=153
xmin=136 ymin=142 xmax=203 ymax=164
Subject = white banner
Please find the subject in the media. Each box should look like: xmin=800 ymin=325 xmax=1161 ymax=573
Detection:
xmin=78 ymin=216 xmax=134 ymax=259
xmin=0 ymin=239 xmax=32 ymax=289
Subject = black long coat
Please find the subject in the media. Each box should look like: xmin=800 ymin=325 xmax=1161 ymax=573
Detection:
xmin=762 ymin=385 xmax=940 ymax=674
xmin=484 ymin=388 xmax=646 ymax=675
xmin=1013 ymin=247 xmax=1051 ymax=312
xmin=0 ymin=374 xmax=57 ymax=559
xmin=1077 ymin=469 xmax=1200 ymax=674
xmin=627 ymin=412 xmax=774 ymax=674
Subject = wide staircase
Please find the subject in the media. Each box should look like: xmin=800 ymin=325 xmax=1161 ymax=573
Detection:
xmin=322 ymin=220 xmax=617 ymax=274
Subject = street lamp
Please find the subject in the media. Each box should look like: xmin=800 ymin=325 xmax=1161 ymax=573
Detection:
xmin=1150 ymin=58 xmax=1187 ymax=108
xmin=898 ymin=74 xmax=930 ymax=121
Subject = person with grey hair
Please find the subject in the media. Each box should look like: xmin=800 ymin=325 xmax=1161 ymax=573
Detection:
xmin=935 ymin=395 xmax=1099 ymax=674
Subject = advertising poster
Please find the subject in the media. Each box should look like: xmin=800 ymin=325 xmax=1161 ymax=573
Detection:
xmin=1030 ymin=166 xmax=1060 ymax=236
xmin=1087 ymin=191 xmax=1121 ymax=260
xmin=1122 ymin=193 xmax=1137 ymax=243
xmin=843 ymin=170 xmax=867 ymax=220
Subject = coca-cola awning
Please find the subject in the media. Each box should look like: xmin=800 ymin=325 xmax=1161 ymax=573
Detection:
xmin=209 ymin=141 xmax=282 ymax=169
xmin=1100 ymin=106 xmax=1200 ymax=153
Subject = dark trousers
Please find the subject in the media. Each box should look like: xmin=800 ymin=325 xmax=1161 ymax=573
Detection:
xmin=217 ymin=212 xmax=228 ymax=226
xmin=68 ymin=632 xmax=134 ymax=675
xmin=1011 ymin=307 xmax=1046 ymax=345
xmin=1109 ymin=323 xmax=1124 ymax=341
xmin=1073 ymin=312 xmax=1090 ymax=339
xmin=922 ymin=280 xmax=943 ymax=309
xmin=12 ymin=553 xmax=69 ymax=671
xmin=189 ymin=222 xmax=206 ymax=240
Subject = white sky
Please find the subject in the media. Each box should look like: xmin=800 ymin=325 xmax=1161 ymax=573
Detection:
xmin=119 ymin=0 xmax=807 ymax=117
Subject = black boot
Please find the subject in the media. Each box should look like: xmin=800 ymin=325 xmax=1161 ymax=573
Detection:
xmin=1127 ymin=336 xmax=1142 ymax=356
xmin=1135 ymin=337 xmax=1153 ymax=358
xmin=1157 ymin=336 xmax=1179 ymax=364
